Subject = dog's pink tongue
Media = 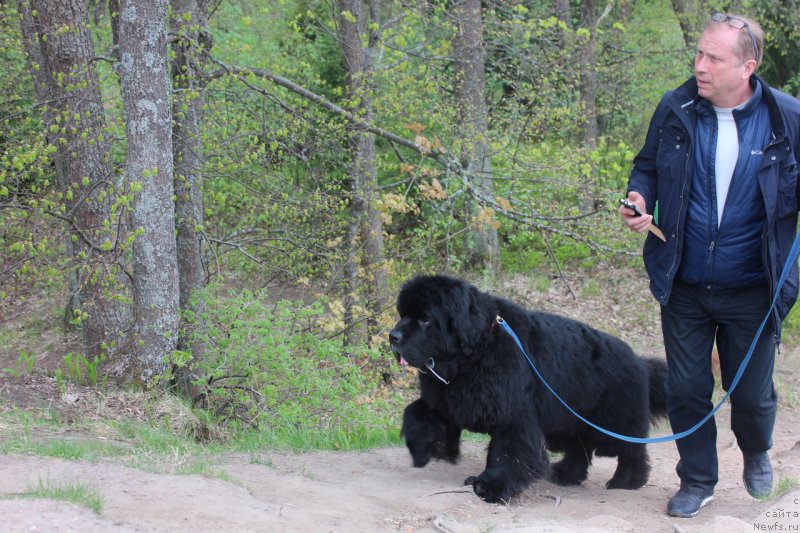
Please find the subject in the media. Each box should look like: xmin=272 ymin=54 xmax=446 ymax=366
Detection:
xmin=399 ymin=356 xmax=409 ymax=366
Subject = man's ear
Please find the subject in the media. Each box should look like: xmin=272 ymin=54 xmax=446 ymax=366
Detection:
xmin=742 ymin=58 xmax=757 ymax=78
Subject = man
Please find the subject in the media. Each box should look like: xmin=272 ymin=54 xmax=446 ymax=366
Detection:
xmin=620 ymin=13 xmax=800 ymax=518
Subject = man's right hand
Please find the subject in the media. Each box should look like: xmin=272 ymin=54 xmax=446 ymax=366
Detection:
xmin=619 ymin=191 xmax=653 ymax=234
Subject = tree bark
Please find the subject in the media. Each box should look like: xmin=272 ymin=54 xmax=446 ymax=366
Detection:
xmin=671 ymin=0 xmax=707 ymax=63
xmin=335 ymin=0 xmax=388 ymax=345
xmin=116 ymin=0 xmax=179 ymax=382
xmin=18 ymin=0 xmax=129 ymax=360
xmin=451 ymin=0 xmax=498 ymax=270
xmin=555 ymin=0 xmax=571 ymax=25
xmin=109 ymin=0 xmax=121 ymax=59
xmin=579 ymin=0 xmax=600 ymax=149
xmin=170 ymin=0 xmax=210 ymax=400
xmin=561 ymin=0 xmax=602 ymax=212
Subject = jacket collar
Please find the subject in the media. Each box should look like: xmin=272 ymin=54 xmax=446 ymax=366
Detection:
xmin=753 ymin=74 xmax=787 ymax=143
xmin=669 ymin=75 xmax=786 ymax=142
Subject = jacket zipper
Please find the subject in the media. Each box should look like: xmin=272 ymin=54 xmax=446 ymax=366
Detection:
xmin=665 ymin=143 xmax=692 ymax=301
xmin=761 ymin=135 xmax=784 ymax=347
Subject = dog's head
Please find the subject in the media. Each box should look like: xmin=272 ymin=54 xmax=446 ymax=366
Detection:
xmin=389 ymin=276 xmax=491 ymax=379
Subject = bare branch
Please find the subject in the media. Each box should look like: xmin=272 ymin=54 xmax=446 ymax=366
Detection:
xmin=202 ymin=53 xmax=635 ymax=255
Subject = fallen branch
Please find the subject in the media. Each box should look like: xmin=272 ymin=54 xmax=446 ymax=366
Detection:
xmin=423 ymin=487 xmax=475 ymax=497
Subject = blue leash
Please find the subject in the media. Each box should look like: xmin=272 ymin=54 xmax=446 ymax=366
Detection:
xmin=498 ymin=232 xmax=800 ymax=444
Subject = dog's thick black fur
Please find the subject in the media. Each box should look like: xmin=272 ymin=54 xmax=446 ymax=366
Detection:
xmin=389 ymin=275 xmax=668 ymax=503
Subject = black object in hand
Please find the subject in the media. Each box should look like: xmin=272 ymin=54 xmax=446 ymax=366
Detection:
xmin=619 ymin=198 xmax=643 ymax=217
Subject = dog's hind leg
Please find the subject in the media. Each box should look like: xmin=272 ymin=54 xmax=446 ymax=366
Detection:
xmin=606 ymin=445 xmax=650 ymax=489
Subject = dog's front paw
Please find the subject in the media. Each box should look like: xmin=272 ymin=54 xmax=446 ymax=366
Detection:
xmin=407 ymin=442 xmax=432 ymax=467
xmin=463 ymin=475 xmax=511 ymax=503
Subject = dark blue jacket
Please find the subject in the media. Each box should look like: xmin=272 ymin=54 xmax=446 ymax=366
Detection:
xmin=679 ymin=81 xmax=770 ymax=289
xmin=628 ymin=75 xmax=800 ymax=330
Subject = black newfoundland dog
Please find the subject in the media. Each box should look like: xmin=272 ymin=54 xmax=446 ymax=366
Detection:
xmin=389 ymin=275 xmax=668 ymax=503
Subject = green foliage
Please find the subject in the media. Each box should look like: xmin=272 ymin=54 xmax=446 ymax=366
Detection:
xmin=63 ymin=353 xmax=106 ymax=387
xmin=618 ymin=1 xmax=692 ymax=142
xmin=1 ymin=0 xmax=699 ymax=307
xmin=749 ymin=0 xmax=800 ymax=95
xmin=2 ymin=351 xmax=36 ymax=378
xmin=780 ymin=303 xmax=800 ymax=347
xmin=2 ymin=0 xmax=797 ymax=423
xmin=501 ymin=232 xmax=546 ymax=274
xmin=591 ymin=139 xmax=637 ymax=192
xmin=181 ymin=287 xmax=403 ymax=442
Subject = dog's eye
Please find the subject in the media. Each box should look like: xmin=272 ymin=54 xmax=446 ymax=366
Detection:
xmin=417 ymin=318 xmax=431 ymax=327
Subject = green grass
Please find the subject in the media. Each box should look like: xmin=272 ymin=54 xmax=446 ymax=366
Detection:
xmin=0 ymin=396 xmax=404 ymax=483
xmin=21 ymin=318 xmax=43 ymax=340
xmin=0 ymin=437 xmax=128 ymax=461
xmin=776 ymin=375 xmax=798 ymax=409
xmin=247 ymin=452 xmax=275 ymax=467
xmin=0 ymin=408 xmax=127 ymax=461
xmin=756 ymin=475 xmax=798 ymax=503
xmin=780 ymin=304 xmax=800 ymax=345
xmin=176 ymin=461 xmax=233 ymax=481
xmin=16 ymin=477 xmax=104 ymax=514
xmin=581 ymin=279 xmax=601 ymax=298
xmin=232 ymin=425 xmax=403 ymax=454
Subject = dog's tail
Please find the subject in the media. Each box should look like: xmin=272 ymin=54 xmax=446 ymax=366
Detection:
xmin=646 ymin=358 xmax=669 ymax=421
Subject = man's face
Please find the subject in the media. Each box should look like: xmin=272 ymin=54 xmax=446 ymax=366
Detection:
xmin=694 ymin=24 xmax=755 ymax=108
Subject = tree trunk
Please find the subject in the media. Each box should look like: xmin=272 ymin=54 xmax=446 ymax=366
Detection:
xmin=619 ymin=0 xmax=634 ymax=23
xmin=671 ymin=0 xmax=707 ymax=63
xmin=116 ymin=0 xmax=179 ymax=382
xmin=170 ymin=0 xmax=210 ymax=401
xmin=452 ymin=0 xmax=498 ymax=270
xmin=336 ymin=0 xmax=388 ymax=345
xmin=17 ymin=1 xmax=81 ymax=325
xmin=555 ymin=0 xmax=571 ymax=25
xmin=18 ymin=0 xmax=129 ymax=360
xmin=109 ymin=0 xmax=121 ymax=59
xmin=579 ymin=0 xmax=600 ymax=149
xmin=574 ymin=0 xmax=601 ymax=212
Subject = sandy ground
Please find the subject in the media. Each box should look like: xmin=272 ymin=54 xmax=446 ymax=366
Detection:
xmin=2 ymin=270 xmax=799 ymax=532
xmin=0 ymin=404 xmax=798 ymax=532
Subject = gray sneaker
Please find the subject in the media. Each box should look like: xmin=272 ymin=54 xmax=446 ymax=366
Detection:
xmin=667 ymin=490 xmax=714 ymax=518
xmin=743 ymin=452 xmax=773 ymax=498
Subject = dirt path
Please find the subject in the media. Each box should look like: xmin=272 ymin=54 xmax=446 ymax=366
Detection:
xmin=2 ymin=270 xmax=799 ymax=532
xmin=0 ymin=404 xmax=798 ymax=532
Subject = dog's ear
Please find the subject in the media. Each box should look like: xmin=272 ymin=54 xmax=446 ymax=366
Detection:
xmin=447 ymin=284 xmax=489 ymax=357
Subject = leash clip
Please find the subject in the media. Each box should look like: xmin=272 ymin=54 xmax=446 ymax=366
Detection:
xmin=425 ymin=358 xmax=450 ymax=385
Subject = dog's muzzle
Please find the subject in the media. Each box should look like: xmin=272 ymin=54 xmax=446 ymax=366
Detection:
xmin=389 ymin=330 xmax=409 ymax=366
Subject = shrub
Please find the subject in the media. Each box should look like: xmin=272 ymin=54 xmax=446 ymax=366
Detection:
xmin=182 ymin=288 xmax=403 ymax=442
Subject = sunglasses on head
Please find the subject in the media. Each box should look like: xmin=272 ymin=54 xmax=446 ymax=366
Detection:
xmin=711 ymin=12 xmax=759 ymax=61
